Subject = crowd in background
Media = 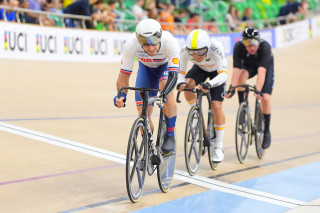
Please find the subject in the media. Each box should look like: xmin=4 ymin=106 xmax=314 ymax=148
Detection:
xmin=0 ymin=0 xmax=311 ymax=34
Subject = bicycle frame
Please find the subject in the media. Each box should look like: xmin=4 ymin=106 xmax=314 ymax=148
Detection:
xmin=177 ymin=88 xmax=214 ymax=146
xmin=119 ymin=87 xmax=163 ymax=164
xmin=242 ymin=85 xmax=262 ymax=138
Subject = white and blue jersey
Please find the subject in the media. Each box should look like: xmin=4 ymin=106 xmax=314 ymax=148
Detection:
xmin=120 ymin=31 xmax=180 ymax=106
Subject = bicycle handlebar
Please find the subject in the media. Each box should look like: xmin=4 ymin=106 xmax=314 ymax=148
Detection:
xmin=176 ymin=88 xmax=209 ymax=103
xmin=226 ymin=84 xmax=263 ymax=98
xmin=118 ymin=87 xmax=160 ymax=99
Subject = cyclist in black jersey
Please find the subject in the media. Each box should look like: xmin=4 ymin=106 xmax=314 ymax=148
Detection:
xmin=226 ymin=27 xmax=274 ymax=149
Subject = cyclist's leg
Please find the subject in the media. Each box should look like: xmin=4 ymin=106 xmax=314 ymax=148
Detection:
xmin=261 ymin=61 xmax=274 ymax=149
xmin=158 ymin=65 xmax=177 ymax=154
xmin=237 ymin=66 xmax=254 ymax=103
xmin=185 ymin=65 xmax=207 ymax=107
xmin=210 ymin=79 xmax=226 ymax=162
xmin=135 ymin=62 xmax=156 ymax=131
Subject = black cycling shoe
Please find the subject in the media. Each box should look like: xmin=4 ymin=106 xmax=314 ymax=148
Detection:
xmin=262 ymin=131 xmax=271 ymax=149
xmin=161 ymin=135 xmax=175 ymax=154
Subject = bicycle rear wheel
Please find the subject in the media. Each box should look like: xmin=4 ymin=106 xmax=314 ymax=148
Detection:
xmin=235 ymin=102 xmax=251 ymax=163
xmin=207 ymin=112 xmax=219 ymax=170
xmin=126 ymin=118 xmax=147 ymax=203
xmin=254 ymin=104 xmax=265 ymax=159
xmin=157 ymin=117 xmax=176 ymax=193
xmin=184 ymin=106 xmax=203 ymax=176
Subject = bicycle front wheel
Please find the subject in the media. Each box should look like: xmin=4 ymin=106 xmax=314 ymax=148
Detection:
xmin=235 ymin=102 xmax=251 ymax=163
xmin=255 ymin=104 xmax=265 ymax=159
xmin=126 ymin=118 xmax=147 ymax=203
xmin=157 ymin=117 xmax=176 ymax=193
xmin=184 ymin=106 xmax=203 ymax=176
xmin=207 ymin=112 xmax=219 ymax=170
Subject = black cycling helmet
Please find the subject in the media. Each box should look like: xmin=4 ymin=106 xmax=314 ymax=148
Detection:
xmin=242 ymin=27 xmax=260 ymax=40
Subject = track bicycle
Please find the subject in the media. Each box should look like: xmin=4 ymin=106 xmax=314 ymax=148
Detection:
xmin=176 ymin=88 xmax=219 ymax=176
xmin=227 ymin=84 xmax=265 ymax=164
xmin=118 ymin=87 xmax=176 ymax=203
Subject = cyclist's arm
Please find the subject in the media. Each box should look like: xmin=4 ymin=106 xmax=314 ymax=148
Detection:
xmin=256 ymin=66 xmax=266 ymax=93
xmin=162 ymin=70 xmax=178 ymax=98
xmin=116 ymin=72 xmax=130 ymax=92
xmin=177 ymin=48 xmax=188 ymax=84
xmin=208 ymin=41 xmax=228 ymax=87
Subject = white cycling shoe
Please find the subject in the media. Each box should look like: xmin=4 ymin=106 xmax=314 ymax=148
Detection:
xmin=213 ymin=147 xmax=224 ymax=163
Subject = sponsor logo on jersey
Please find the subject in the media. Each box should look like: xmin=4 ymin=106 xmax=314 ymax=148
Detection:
xmin=172 ymin=58 xmax=179 ymax=64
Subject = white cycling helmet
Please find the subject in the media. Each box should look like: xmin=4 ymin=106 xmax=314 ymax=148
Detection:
xmin=136 ymin=19 xmax=162 ymax=46
xmin=186 ymin=29 xmax=211 ymax=56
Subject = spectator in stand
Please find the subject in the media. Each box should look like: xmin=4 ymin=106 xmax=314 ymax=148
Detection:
xmin=159 ymin=3 xmax=175 ymax=33
xmin=242 ymin=7 xmax=253 ymax=28
xmin=0 ymin=0 xmax=19 ymax=22
xmin=18 ymin=0 xmax=29 ymax=23
xmin=25 ymin=0 xmax=55 ymax=25
xmin=242 ymin=7 xmax=252 ymax=21
xmin=155 ymin=0 xmax=167 ymax=12
xmin=146 ymin=1 xmax=158 ymax=19
xmin=203 ymin=18 xmax=217 ymax=34
xmin=63 ymin=0 xmax=104 ymax=28
xmin=25 ymin=0 xmax=44 ymax=24
xmin=46 ymin=0 xmax=62 ymax=13
xmin=278 ymin=0 xmax=309 ymax=25
xmin=40 ymin=2 xmax=56 ymax=26
xmin=131 ymin=0 xmax=148 ymax=20
xmin=186 ymin=13 xmax=200 ymax=31
xmin=225 ymin=4 xmax=240 ymax=32
xmin=173 ymin=8 xmax=189 ymax=34
xmin=93 ymin=0 xmax=117 ymax=31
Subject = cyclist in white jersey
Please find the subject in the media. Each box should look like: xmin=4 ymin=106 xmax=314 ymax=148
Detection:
xmin=114 ymin=19 xmax=179 ymax=154
xmin=177 ymin=29 xmax=228 ymax=162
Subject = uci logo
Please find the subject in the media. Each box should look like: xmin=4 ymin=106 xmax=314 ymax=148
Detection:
xmin=64 ymin=37 xmax=83 ymax=55
xmin=36 ymin=34 xmax=57 ymax=54
xmin=90 ymin=38 xmax=107 ymax=55
xmin=4 ymin=31 xmax=27 ymax=52
xmin=283 ymin=29 xmax=294 ymax=42
xmin=113 ymin=39 xmax=125 ymax=55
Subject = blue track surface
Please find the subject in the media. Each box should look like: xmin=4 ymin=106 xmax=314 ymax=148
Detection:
xmin=133 ymin=161 xmax=320 ymax=213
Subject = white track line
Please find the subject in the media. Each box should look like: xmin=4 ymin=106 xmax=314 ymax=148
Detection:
xmin=0 ymin=121 xmax=304 ymax=208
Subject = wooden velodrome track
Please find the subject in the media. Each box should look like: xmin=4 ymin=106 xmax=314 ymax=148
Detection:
xmin=0 ymin=35 xmax=320 ymax=213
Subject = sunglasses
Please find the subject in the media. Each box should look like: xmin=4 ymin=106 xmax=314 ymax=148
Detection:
xmin=186 ymin=47 xmax=208 ymax=56
xmin=242 ymin=39 xmax=260 ymax=47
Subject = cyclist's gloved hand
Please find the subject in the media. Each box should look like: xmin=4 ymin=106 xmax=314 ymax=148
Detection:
xmin=255 ymin=90 xmax=263 ymax=98
xmin=159 ymin=91 xmax=167 ymax=103
xmin=226 ymin=90 xmax=235 ymax=97
xmin=114 ymin=91 xmax=127 ymax=107
xmin=225 ymin=85 xmax=235 ymax=98
xmin=200 ymin=82 xmax=211 ymax=91
xmin=176 ymin=82 xmax=187 ymax=91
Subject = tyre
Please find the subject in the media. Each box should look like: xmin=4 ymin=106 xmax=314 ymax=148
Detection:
xmin=207 ymin=112 xmax=219 ymax=170
xmin=126 ymin=118 xmax=147 ymax=203
xmin=235 ymin=102 xmax=251 ymax=163
xmin=255 ymin=106 xmax=265 ymax=159
xmin=157 ymin=116 xmax=176 ymax=193
xmin=184 ymin=106 xmax=203 ymax=176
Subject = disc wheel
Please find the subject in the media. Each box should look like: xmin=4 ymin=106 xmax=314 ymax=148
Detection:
xmin=157 ymin=118 xmax=176 ymax=193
